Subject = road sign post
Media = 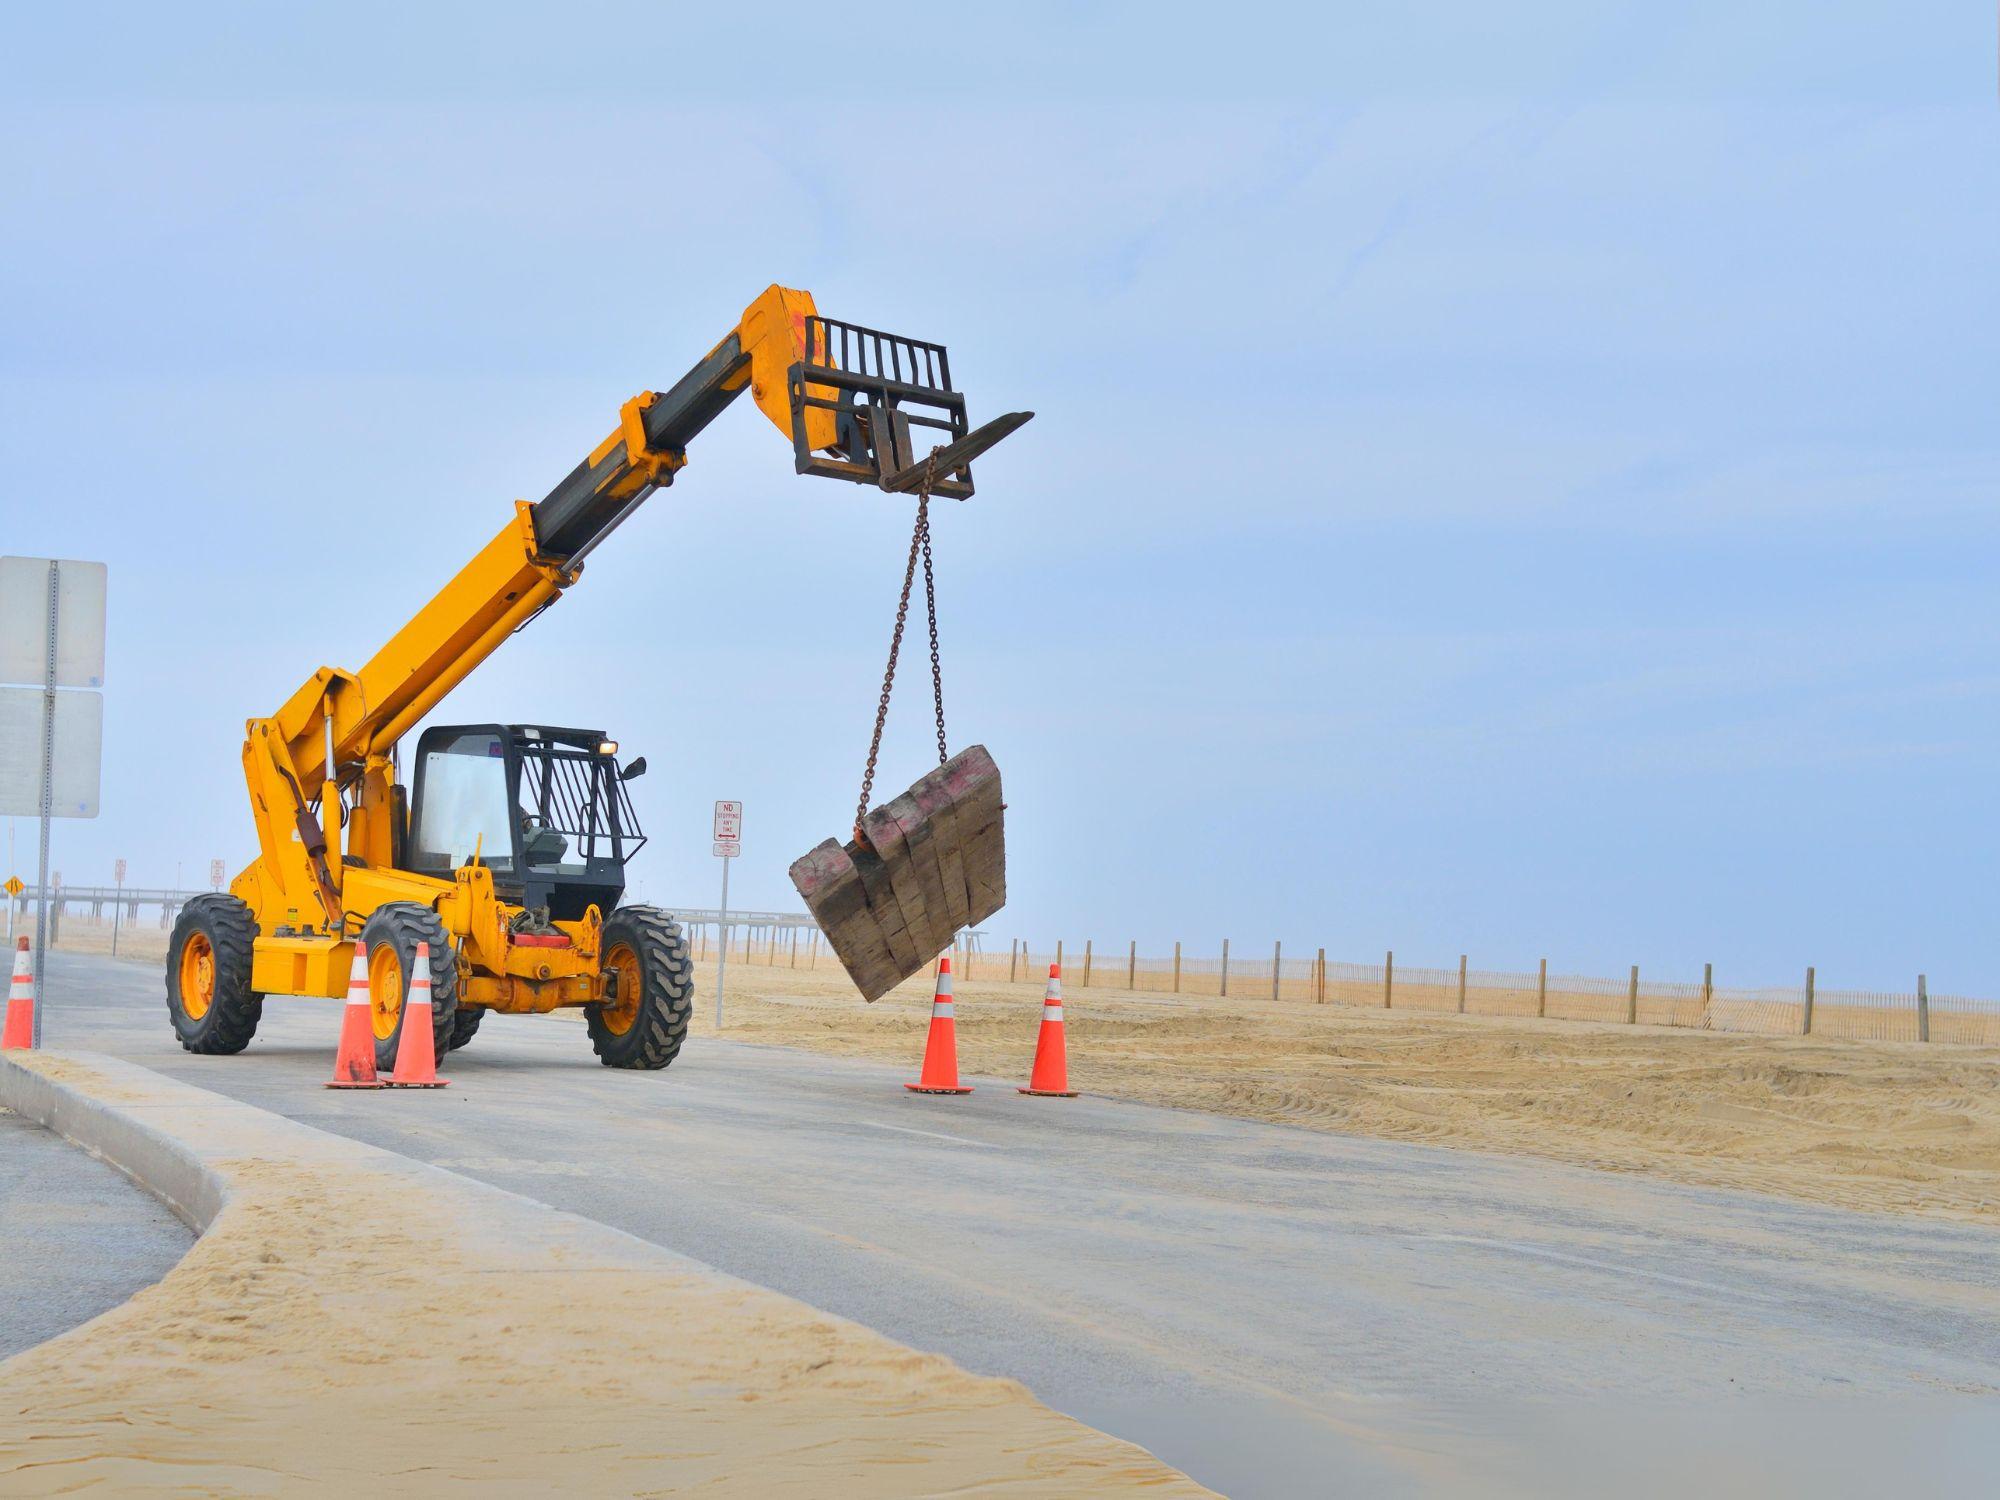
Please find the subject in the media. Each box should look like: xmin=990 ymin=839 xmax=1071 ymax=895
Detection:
xmin=712 ymin=801 xmax=742 ymax=1029
xmin=209 ymin=858 xmax=224 ymax=891
xmin=111 ymin=857 xmax=126 ymax=958
xmin=2 ymin=556 xmax=107 ymax=1047
xmin=34 ymin=566 xmax=55 ymax=1043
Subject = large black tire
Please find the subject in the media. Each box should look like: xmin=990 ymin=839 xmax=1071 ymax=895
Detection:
xmin=447 ymin=1006 xmax=485 ymax=1052
xmin=588 ymin=906 xmax=692 ymax=1070
xmin=360 ymin=903 xmax=460 ymax=1073
xmin=166 ymin=894 xmax=264 ymax=1054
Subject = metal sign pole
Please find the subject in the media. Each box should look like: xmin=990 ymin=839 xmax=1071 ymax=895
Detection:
xmin=111 ymin=860 xmax=125 ymax=958
xmin=32 ymin=561 xmax=57 ymax=1046
xmin=710 ymin=799 xmax=742 ymax=1031
xmin=715 ymin=853 xmax=731 ymax=1030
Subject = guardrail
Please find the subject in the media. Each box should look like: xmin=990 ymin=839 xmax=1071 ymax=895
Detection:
xmin=6 ymin=885 xmax=212 ymax=935
xmin=8 ymin=886 xmax=981 ymax=951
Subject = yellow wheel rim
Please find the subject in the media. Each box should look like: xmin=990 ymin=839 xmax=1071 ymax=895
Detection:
xmin=600 ymin=941 xmax=641 ymax=1036
xmin=369 ymin=944 xmax=405 ymax=1042
xmin=178 ymin=933 xmax=215 ymax=1020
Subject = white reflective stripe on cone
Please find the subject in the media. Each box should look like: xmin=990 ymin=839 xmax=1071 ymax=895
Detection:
xmin=1045 ymin=979 xmax=1063 ymax=1000
xmin=932 ymin=1002 xmax=955 ymax=1018
xmin=1043 ymin=1006 xmax=1064 ymax=1022
xmin=935 ymin=971 xmax=954 ymax=997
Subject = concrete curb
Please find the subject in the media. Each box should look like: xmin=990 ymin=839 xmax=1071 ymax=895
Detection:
xmin=0 ymin=1052 xmax=225 ymax=1231
xmin=0 ymin=1048 xmax=798 ymax=1286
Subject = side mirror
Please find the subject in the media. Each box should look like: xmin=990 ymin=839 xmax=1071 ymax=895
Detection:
xmin=619 ymin=756 xmax=648 ymax=782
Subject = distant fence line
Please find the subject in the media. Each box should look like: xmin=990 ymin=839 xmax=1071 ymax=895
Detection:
xmin=984 ymin=939 xmax=1992 ymax=1047
xmin=690 ymin=928 xmax=1993 ymax=1047
xmin=37 ymin=898 xmax=1990 ymax=1047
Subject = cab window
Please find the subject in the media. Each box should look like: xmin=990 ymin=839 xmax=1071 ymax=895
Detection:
xmin=410 ymin=731 xmax=515 ymax=875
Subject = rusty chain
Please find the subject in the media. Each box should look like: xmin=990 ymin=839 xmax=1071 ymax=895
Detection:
xmin=920 ymin=465 xmax=947 ymax=767
xmin=856 ymin=450 xmax=947 ymax=838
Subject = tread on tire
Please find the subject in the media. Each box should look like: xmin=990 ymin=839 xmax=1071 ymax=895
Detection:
xmin=588 ymin=906 xmax=693 ymax=1070
xmin=360 ymin=903 xmax=460 ymax=1073
xmin=166 ymin=893 xmax=264 ymax=1055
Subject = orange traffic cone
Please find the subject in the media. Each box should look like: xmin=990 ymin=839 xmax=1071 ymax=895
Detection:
xmin=327 ymin=941 xmax=382 ymax=1088
xmin=905 ymin=955 xmax=971 ymax=1095
xmin=1018 ymin=963 xmax=1077 ymax=1097
xmin=386 ymin=941 xmax=448 ymax=1088
xmin=2 ymin=938 xmax=34 ymax=1051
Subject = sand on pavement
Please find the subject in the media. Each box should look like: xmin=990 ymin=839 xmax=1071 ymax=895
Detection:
xmin=0 ymin=1051 xmax=1211 ymax=1498
xmin=690 ymin=960 xmax=2000 ymax=1225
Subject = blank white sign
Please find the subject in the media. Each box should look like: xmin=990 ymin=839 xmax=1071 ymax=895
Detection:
xmin=0 ymin=687 xmax=102 ymax=817
xmin=0 ymin=557 xmax=108 ymax=688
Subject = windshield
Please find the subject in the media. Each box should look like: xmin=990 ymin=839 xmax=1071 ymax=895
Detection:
xmin=410 ymin=730 xmax=515 ymax=875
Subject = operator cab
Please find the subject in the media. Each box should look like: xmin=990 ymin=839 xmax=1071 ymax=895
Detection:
xmin=404 ymin=723 xmax=647 ymax=921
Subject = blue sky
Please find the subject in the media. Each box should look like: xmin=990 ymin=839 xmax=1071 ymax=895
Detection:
xmin=2 ymin=4 xmax=1994 ymax=990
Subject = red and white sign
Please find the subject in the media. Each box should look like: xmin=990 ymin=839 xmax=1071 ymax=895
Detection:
xmin=712 ymin=800 xmax=742 ymax=858
xmin=114 ymin=858 xmax=126 ymax=884
xmin=209 ymin=859 xmax=225 ymax=890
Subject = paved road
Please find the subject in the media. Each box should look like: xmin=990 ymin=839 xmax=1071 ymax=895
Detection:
xmin=33 ymin=950 xmax=2000 ymax=1496
xmin=0 ymin=1105 xmax=194 ymax=1359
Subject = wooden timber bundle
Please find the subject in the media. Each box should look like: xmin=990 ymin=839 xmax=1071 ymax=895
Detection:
xmin=789 ymin=746 xmax=1005 ymax=1001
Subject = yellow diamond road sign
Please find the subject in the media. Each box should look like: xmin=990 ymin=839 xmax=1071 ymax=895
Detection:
xmin=3 ymin=875 xmax=22 ymax=897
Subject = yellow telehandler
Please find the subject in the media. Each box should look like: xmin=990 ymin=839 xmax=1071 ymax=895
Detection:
xmin=167 ymin=286 xmax=1029 ymax=1069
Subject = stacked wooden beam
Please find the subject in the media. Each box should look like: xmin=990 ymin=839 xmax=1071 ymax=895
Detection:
xmin=789 ymin=745 xmax=1006 ymax=1001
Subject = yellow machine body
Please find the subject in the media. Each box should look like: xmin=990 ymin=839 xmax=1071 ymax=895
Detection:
xmin=229 ymin=287 xmax=827 ymax=1014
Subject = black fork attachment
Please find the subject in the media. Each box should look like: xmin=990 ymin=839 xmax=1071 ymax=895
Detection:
xmin=788 ymin=315 xmax=1033 ymax=499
